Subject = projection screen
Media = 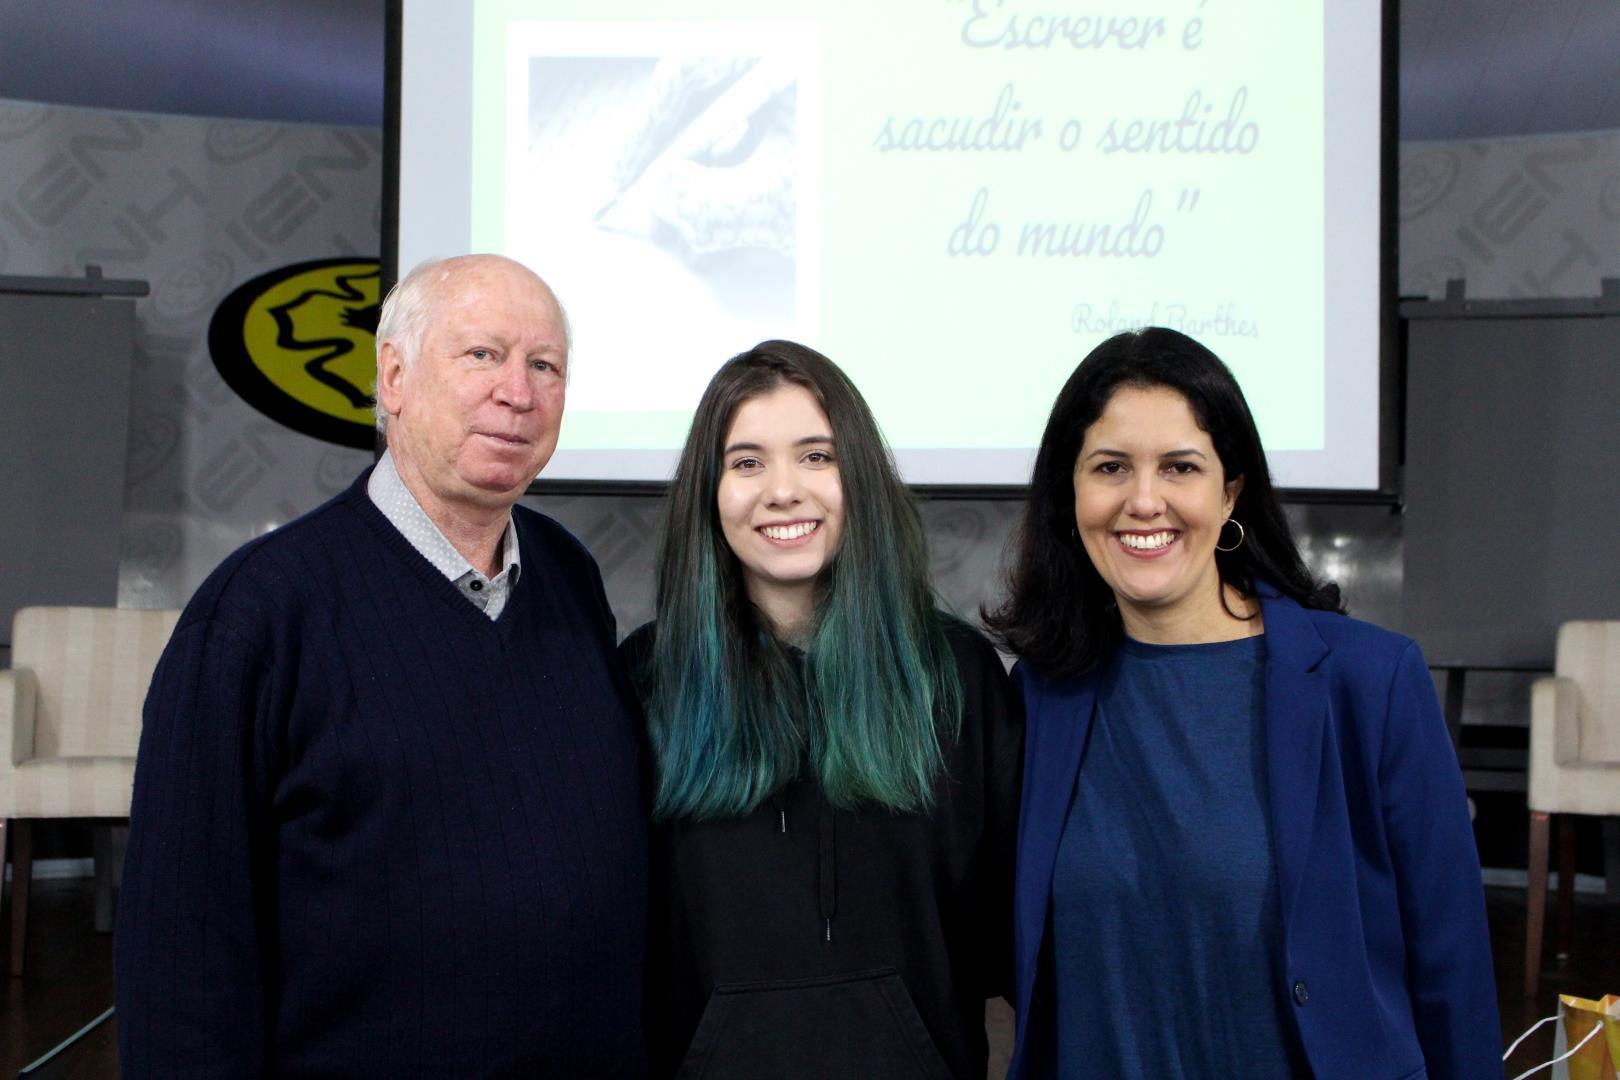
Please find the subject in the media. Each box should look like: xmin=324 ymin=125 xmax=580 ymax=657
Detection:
xmin=394 ymin=0 xmax=1391 ymax=491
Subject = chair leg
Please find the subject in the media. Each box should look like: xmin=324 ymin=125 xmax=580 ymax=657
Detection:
xmin=1603 ymin=816 xmax=1619 ymax=907
xmin=1556 ymin=814 xmax=1577 ymax=959
xmin=0 ymin=818 xmax=7 ymax=973
xmin=93 ymin=824 xmax=115 ymax=933
xmin=1526 ymin=810 xmax=1551 ymax=998
xmin=8 ymin=819 xmax=31 ymax=978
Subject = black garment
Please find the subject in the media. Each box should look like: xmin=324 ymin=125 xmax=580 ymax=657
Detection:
xmin=116 ymin=470 xmax=649 ymax=1078
xmin=622 ymin=622 xmax=1023 ymax=1080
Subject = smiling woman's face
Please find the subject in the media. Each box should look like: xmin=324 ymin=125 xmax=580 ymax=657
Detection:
xmin=716 ymin=383 xmax=846 ymax=628
xmin=1072 ymin=384 xmax=1242 ymax=641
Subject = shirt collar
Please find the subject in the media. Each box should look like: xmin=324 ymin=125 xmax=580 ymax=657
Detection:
xmin=367 ymin=450 xmax=521 ymax=586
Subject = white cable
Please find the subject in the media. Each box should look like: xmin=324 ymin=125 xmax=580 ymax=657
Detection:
xmin=1503 ymin=1015 xmax=1560 ymax=1061
xmin=1507 ymin=1018 xmax=1605 ymax=1080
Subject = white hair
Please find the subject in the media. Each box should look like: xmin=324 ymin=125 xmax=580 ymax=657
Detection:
xmin=373 ymin=257 xmax=447 ymax=433
xmin=372 ymin=256 xmax=573 ymax=433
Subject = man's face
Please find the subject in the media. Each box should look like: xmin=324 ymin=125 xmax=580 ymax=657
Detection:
xmin=377 ymin=258 xmax=568 ymax=519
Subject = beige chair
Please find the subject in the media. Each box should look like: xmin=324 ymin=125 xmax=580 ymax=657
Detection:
xmin=1524 ymin=620 xmax=1620 ymax=997
xmin=0 ymin=605 xmax=179 ymax=976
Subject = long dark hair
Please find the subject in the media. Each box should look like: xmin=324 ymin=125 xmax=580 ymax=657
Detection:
xmin=642 ymin=340 xmax=961 ymax=821
xmin=984 ymin=327 xmax=1342 ymax=677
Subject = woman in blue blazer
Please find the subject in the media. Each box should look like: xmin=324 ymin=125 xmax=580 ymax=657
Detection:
xmin=985 ymin=329 xmax=1499 ymax=1078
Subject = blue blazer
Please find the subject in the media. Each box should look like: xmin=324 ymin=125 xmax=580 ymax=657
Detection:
xmin=1008 ymin=585 xmax=1501 ymax=1080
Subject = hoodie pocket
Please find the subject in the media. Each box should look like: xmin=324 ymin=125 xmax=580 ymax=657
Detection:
xmin=677 ymin=967 xmax=954 ymax=1080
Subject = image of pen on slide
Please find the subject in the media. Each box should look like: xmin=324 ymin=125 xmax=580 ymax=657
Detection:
xmin=593 ymin=56 xmax=798 ymax=264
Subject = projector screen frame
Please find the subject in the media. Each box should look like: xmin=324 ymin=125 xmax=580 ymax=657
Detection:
xmin=381 ymin=0 xmax=1400 ymax=505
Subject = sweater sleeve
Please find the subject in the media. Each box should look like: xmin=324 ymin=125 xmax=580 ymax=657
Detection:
xmin=1378 ymin=640 xmax=1502 ymax=1079
xmin=115 ymin=616 xmax=275 ymax=1078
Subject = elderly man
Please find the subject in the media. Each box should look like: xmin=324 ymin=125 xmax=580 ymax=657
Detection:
xmin=116 ymin=256 xmax=647 ymax=1077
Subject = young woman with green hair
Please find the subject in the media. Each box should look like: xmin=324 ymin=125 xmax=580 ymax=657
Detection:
xmin=621 ymin=339 xmax=1023 ymax=1079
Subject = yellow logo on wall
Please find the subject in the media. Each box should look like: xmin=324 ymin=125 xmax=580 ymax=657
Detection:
xmin=208 ymin=258 xmax=382 ymax=449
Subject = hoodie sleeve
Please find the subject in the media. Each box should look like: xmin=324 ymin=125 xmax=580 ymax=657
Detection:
xmin=959 ymin=630 xmax=1025 ymax=1002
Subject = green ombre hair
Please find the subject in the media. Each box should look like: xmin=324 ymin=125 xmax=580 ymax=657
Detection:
xmin=639 ymin=340 xmax=962 ymax=822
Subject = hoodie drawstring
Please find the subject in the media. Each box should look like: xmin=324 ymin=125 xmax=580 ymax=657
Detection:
xmin=768 ymin=790 xmax=788 ymax=834
xmin=817 ymin=792 xmax=837 ymax=943
xmin=773 ymin=785 xmax=838 ymax=943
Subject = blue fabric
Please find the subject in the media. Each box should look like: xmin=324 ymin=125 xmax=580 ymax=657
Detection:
xmin=1009 ymin=586 xmax=1501 ymax=1080
xmin=1052 ymin=634 xmax=1300 ymax=1078
xmin=116 ymin=470 xmax=649 ymax=1078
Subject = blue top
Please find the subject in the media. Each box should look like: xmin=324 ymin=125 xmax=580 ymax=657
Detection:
xmin=1009 ymin=585 xmax=1501 ymax=1080
xmin=1052 ymin=633 xmax=1304 ymax=1078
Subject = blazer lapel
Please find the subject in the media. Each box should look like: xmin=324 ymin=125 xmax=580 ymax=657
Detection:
xmin=1013 ymin=667 xmax=1096 ymax=1019
xmin=1259 ymin=588 xmax=1331 ymax=926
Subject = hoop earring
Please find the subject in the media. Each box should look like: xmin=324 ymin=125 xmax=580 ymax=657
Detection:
xmin=1215 ymin=518 xmax=1245 ymax=553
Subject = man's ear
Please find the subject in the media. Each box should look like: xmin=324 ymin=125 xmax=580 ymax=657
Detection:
xmin=376 ymin=341 xmax=407 ymax=419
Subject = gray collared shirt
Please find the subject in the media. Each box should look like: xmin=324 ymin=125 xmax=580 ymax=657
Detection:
xmin=368 ymin=450 xmax=521 ymax=620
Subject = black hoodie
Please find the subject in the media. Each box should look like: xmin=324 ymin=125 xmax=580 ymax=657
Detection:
xmin=622 ymin=621 xmax=1024 ymax=1079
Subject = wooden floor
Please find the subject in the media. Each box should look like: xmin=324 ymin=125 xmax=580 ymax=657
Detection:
xmin=1 ymin=878 xmax=115 ymax=1078
xmin=1 ymin=879 xmax=1616 ymax=1077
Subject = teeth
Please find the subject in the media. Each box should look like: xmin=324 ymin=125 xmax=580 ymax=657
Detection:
xmin=761 ymin=522 xmax=818 ymax=540
xmin=1119 ymin=531 xmax=1175 ymax=550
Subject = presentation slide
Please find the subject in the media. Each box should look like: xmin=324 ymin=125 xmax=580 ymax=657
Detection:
xmin=397 ymin=0 xmax=1385 ymax=489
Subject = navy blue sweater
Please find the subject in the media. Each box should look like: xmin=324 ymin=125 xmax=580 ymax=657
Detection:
xmin=116 ymin=471 xmax=648 ymax=1078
